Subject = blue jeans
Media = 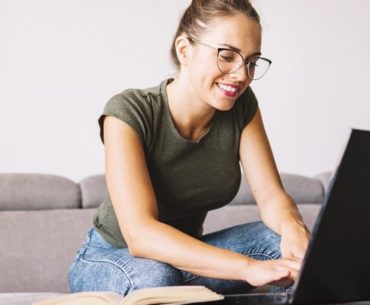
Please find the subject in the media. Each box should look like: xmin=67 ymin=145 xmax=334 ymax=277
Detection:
xmin=68 ymin=222 xmax=282 ymax=295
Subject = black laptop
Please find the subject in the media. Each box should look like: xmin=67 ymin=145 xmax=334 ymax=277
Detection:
xmin=207 ymin=129 xmax=370 ymax=305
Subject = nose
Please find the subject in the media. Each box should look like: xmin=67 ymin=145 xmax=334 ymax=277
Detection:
xmin=230 ymin=62 xmax=249 ymax=82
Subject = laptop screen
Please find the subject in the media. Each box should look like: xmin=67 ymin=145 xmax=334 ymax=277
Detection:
xmin=292 ymin=129 xmax=370 ymax=304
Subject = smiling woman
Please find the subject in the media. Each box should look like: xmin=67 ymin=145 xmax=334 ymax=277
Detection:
xmin=67 ymin=0 xmax=310 ymax=296
xmin=168 ymin=12 xmax=264 ymax=115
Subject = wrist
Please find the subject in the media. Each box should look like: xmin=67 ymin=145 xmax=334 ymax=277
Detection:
xmin=238 ymin=256 xmax=256 ymax=283
xmin=280 ymin=219 xmax=310 ymax=241
xmin=280 ymin=217 xmax=305 ymax=233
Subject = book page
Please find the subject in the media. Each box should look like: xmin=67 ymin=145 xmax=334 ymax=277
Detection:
xmin=33 ymin=286 xmax=224 ymax=305
xmin=122 ymin=286 xmax=224 ymax=305
xmin=33 ymin=291 xmax=123 ymax=305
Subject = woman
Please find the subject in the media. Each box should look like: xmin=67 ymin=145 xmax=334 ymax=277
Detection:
xmin=68 ymin=0 xmax=310 ymax=296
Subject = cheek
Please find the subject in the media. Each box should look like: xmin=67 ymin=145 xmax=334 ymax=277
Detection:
xmin=193 ymin=55 xmax=222 ymax=84
xmin=191 ymin=48 xmax=215 ymax=69
xmin=202 ymin=54 xmax=220 ymax=76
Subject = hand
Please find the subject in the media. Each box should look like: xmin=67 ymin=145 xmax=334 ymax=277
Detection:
xmin=243 ymin=257 xmax=301 ymax=287
xmin=280 ymin=221 xmax=311 ymax=261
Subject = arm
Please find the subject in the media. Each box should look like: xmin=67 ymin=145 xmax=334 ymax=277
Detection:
xmin=239 ymin=107 xmax=311 ymax=260
xmin=104 ymin=115 xmax=299 ymax=286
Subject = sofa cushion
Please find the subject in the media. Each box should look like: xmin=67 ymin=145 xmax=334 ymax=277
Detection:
xmin=314 ymin=171 xmax=333 ymax=192
xmin=229 ymin=173 xmax=324 ymax=205
xmin=0 ymin=174 xmax=81 ymax=211
xmin=79 ymin=174 xmax=106 ymax=208
xmin=281 ymin=174 xmax=324 ymax=203
xmin=0 ymin=209 xmax=96 ymax=292
xmin=81 ymin=172 xmax=325 ymax=209
xmin=203 ymin=204 xmax=321 ymax=235
xmin=0 ymin=293 xmax=63 ymax=305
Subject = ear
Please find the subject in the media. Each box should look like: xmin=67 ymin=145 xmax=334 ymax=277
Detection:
xmin=175 ymin=36 xmax=191 ymax=67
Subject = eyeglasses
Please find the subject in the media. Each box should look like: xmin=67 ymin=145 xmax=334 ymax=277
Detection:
xmin=187 ymin=37 xmax=272 ymax=80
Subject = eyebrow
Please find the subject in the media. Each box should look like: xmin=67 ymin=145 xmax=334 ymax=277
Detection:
xmin=219 ymin=43 xmax=262 ymax=58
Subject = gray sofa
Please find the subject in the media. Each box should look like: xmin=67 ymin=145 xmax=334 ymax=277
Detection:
xmin=0 ymin=171 xmax=331 ymax=305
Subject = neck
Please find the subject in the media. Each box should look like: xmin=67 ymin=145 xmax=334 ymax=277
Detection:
xmin=166 ymin=76 xmax=216 ymax=142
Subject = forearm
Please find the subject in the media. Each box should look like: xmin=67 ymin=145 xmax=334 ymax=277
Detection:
xmin=258 ymin=189 xmax=305 ymax=235
xmin=128 ymin=220 xmax=252 ymax=281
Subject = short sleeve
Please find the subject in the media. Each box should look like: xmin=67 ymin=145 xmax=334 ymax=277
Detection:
xmin=234 ymin=86 xmax=258 ymax=129
xmin=98 ymin=90 xmax=152 ymax=147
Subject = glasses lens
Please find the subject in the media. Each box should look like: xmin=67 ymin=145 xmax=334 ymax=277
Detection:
xmin=217 ymin=49 xmax=243 ymax=74
xmin=217 ymin=50 xmax=271 ymax=80
xmin=248 ymin=57 xmax=271 ymax=80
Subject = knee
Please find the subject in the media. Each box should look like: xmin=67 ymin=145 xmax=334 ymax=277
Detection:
xmin=68 ymin=258 xmax=137 ymax=296
xmin=252 ymin=222 xmax=281 ymax=259
xmin=133 ymin=260 xmax=183 ymax=289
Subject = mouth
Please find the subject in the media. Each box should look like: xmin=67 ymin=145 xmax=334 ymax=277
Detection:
xmin=216 ymin=82 xmax=241 ymax=98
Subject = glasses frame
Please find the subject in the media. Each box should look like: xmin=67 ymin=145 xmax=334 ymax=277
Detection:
xmin=186 ymin=37 xmax=272 ymax=80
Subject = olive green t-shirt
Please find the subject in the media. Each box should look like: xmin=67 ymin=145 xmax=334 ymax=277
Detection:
xmin=93 ymin=78 xmax=258 ymax=248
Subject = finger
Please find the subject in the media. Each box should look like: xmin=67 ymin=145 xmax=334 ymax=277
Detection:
xmin=279 ymin=259 xmax=302 ymax=271
xmin=268 ymin=269 xmax=290 ymax=285
xmin=286 ymin=269 xmax=299 ymax=281
xmin=270 ymin=270 xmax=293 ymax=287
xmin=284 ymin=248 xmax=306 ymax=262
xmin=280 ymin=249 xmax=292 ymax=259
xmin=281 ymin=251 xmax=303 ymax=263
xmin=282 ymin=247 xmax=305 ymax=261
xmin=292 ymin=249 xmax=305 ymax=260
xmin=287 ymin=255 xmax=304 ymax=264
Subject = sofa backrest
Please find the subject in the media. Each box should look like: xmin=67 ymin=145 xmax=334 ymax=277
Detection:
xmin=78 ymin=172 xmax=326 ymax=208
xmin=0 ymin=172 xmax=329 ymax=293
xmin=229 ymin=172 xmax=325 ymax=205
xmin=0 ymin=174 xmax=96 ymax=293
xmin=0 ymin=174 xmax=81 ymax=211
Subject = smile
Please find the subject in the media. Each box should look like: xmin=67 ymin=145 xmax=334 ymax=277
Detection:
xmin=216 ymin=83 xmax=240 ymax=97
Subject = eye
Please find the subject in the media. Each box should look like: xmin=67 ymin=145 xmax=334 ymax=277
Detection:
xmin=220 ymin=55 xmax=234 ymax=62
xmin=218 ymin=50 xmax=238 ymax=62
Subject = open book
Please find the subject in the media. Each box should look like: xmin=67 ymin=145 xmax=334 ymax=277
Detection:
xmin=33 ymin=285 xmax=224 ymax=305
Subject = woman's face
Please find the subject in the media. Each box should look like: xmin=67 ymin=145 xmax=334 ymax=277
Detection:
xmin=185 ymin=14 xmax=262 ymax=111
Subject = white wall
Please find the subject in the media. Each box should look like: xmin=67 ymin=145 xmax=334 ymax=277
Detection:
xmin=1 ymin=0 xmax=369 ymax=181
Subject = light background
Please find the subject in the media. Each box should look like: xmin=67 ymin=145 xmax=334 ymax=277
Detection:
xmin=1 ymin=0 xmax=369 ymax=181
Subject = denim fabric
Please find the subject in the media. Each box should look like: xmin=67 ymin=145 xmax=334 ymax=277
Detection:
xmin=68 ymin=221 xmax=282 ymax=295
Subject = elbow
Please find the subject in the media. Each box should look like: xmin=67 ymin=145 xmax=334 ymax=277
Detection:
xmin=124 ymin=228 xmax=154 ymax=258
xmin=127 ymin=244 xmax=141 ymax=257
xmin=126 ymin=238 xmax=145 ymax=257
xmin=120 ymin=218 xmax=160 ymax=258
xmin=124 ymin=232 xmax=143 ymax=257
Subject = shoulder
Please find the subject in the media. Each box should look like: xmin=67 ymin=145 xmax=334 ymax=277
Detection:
xmin=105 ymin=83 xmax=161 ymax=114
xmin=98 ymin=79 xmax=168 ymax=146
xmin=103 ymin=78 xmax=169 ymax=120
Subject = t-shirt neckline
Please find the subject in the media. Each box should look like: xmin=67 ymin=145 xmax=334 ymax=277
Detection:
xmin=160 ymin=78 xmax=218 ymax=145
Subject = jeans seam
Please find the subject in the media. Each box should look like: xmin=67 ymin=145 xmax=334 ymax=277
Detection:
xmin=244 ymin=252 xmax=278 ymax=260
xmin=79 ymin=256 xmax=136 ymax=291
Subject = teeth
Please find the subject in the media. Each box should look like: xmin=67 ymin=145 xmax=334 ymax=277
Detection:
xmin=218 ymin=84 xmax=237 ymax=93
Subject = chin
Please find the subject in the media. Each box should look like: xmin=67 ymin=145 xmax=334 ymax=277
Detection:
xmin=213 ymin=100 xmax=236 ymax=111
xmin=209 ymin=87 xmax=242 ymax=111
